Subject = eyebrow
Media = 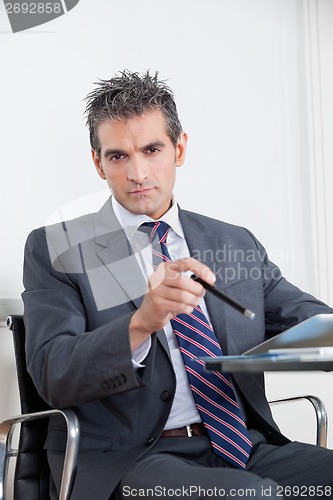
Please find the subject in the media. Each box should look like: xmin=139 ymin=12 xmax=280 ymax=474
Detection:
xmin=103 ymin=148 xmax=126 ymax=159
xmin=143 ymin=141 xmax=166 ymax=150
xmin=103 ymin=141 xmax=167 ymax=159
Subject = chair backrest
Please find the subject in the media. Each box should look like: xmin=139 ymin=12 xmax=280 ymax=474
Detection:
xmin=6 ymin=315 xmax=51 ymax=499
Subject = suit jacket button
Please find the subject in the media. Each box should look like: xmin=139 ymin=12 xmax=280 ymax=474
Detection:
xmin=160 ymin=390 xmax=171 ymax=401
xmin=145 ymin=437 xmax=155 ymax=446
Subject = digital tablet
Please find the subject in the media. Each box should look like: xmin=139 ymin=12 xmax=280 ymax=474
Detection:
xmin=244 ymin=314 xmax=333 ymax=355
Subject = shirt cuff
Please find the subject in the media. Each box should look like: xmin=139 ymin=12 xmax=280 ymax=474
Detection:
xmin=132 ymin=336 xmax=151 ymax=369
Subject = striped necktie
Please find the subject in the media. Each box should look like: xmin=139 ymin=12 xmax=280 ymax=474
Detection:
xmin=142 ymin=221 xmax=252 ymax=468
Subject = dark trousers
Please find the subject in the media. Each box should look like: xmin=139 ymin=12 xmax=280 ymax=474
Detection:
xmin=113 ymin=429 xmax=333 ymax=499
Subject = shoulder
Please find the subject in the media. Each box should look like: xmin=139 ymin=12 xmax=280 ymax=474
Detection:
xmin=26 ymin=211 xmax=96 ymax=249
xmin=23 ymin=213 xmax=97 ymax=277
xmin=26 ymin=197 xmax=115 ymax=247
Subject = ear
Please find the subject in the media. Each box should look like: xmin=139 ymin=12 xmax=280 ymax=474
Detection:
xmin=175 ymin=132 xmax=188 ymax=167
xmin=92 ymin=150 xmax=106 ymax=180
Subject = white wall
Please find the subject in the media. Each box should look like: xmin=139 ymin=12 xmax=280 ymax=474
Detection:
xmin=0 ymin=0 xmax=322 ymax=299
xmin=304 ymin=0 xmax=333 ymax=304
xmin=0 ymin=0 xmax=332 ymax=445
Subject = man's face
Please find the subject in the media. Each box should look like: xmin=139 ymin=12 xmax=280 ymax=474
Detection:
xmin=92 ymin=109 xmax=187 ymax=220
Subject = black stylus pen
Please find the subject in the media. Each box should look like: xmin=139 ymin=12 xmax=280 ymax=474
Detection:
xmin=191 ymin=274 xmax=255 ymax=320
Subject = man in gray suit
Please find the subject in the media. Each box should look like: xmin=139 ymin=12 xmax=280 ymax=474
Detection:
xmin=23 ymin=71 xmax=333 ymax=499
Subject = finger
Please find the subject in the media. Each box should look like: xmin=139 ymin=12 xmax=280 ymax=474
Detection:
xmin=150 ymin=264 xmax=206 ymax=297
xmin=158 ymin=285 xmax=204 ymax=307
xmin=164 ymin=273 xmax=206 ymax=299
xmin=165 ymin=257 xmax=216 ymax=285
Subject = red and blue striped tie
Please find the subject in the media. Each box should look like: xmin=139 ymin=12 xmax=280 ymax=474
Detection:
xmin=142 ymin=221 xmax=252 ymax=468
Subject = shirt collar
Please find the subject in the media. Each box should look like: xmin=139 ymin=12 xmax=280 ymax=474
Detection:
xmin=111 ymin=196 xmax=184 ymax=241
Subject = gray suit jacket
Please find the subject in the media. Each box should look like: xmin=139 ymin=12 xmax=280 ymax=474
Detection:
xmin=22 ymin=198 xmax=332 ymax=499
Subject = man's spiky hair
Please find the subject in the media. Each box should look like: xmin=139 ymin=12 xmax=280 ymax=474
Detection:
xmin=84 ymin=70 xmax=183 ymax=156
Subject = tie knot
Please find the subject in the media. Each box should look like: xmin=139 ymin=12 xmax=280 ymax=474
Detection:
xmin=141 ymin=221 xmax=171 ymax=244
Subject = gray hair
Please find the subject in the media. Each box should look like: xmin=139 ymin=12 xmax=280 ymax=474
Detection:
xmin=84 ymin=70 xmax=183 ymax=157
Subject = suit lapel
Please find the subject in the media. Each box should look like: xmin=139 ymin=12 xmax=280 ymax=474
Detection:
xmin=93 ymin=198 xmax=147 ymax=309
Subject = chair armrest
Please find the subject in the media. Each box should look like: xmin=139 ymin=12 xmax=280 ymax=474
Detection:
xmin=0 ymin=408 xmax=79 ymax=500
xmin=269 ymin=395 xmax=327 ymax=448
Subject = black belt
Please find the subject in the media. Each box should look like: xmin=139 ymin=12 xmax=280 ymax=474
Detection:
xmin=160 ymin=423 xmax=206 ymax=438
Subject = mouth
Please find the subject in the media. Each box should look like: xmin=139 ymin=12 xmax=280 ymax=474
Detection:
xmin=129 ymin=187 xmax=154 ymax=196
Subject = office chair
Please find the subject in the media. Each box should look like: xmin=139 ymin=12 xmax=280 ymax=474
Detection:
xmin=0 ymin=316 xmax=328 ymax=499
xmin=0 ymin=315 xmax=80 ymax=500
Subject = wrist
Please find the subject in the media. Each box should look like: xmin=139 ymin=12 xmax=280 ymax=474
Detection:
xmin=129 ymin=310 xmax=153 ymax=351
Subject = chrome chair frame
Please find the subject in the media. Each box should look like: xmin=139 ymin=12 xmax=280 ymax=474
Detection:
xmin=0 ymin=315 xmax=80 ymax=500
xmin=0 ymin=408 xmax=79 ymax=500
xmin=270 ymin=395 xmax=328 ymax=448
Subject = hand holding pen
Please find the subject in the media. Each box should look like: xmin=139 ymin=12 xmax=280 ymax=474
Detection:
xmin=191 ymin=274 xmax=255 ymax=320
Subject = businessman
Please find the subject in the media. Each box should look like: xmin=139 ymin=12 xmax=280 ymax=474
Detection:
xmin=23 ymin=71 xmax=333 ymax=499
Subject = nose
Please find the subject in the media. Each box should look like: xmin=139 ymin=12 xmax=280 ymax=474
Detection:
xmin=127 ymin=156 xmax=148 ymax=184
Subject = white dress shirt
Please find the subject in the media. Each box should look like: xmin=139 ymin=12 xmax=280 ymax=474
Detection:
xmin=112 ymin=196 xmax=205 ymax=429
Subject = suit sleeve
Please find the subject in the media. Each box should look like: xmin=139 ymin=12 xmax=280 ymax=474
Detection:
xmin=22 ymin=227 xmax=152 ymax=408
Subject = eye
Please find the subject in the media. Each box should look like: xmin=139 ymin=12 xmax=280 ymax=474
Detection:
xmin=145 ymin=147 xmax=159 ymax=155
xmin=109 ymin=153 xmax=126 ymax=162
